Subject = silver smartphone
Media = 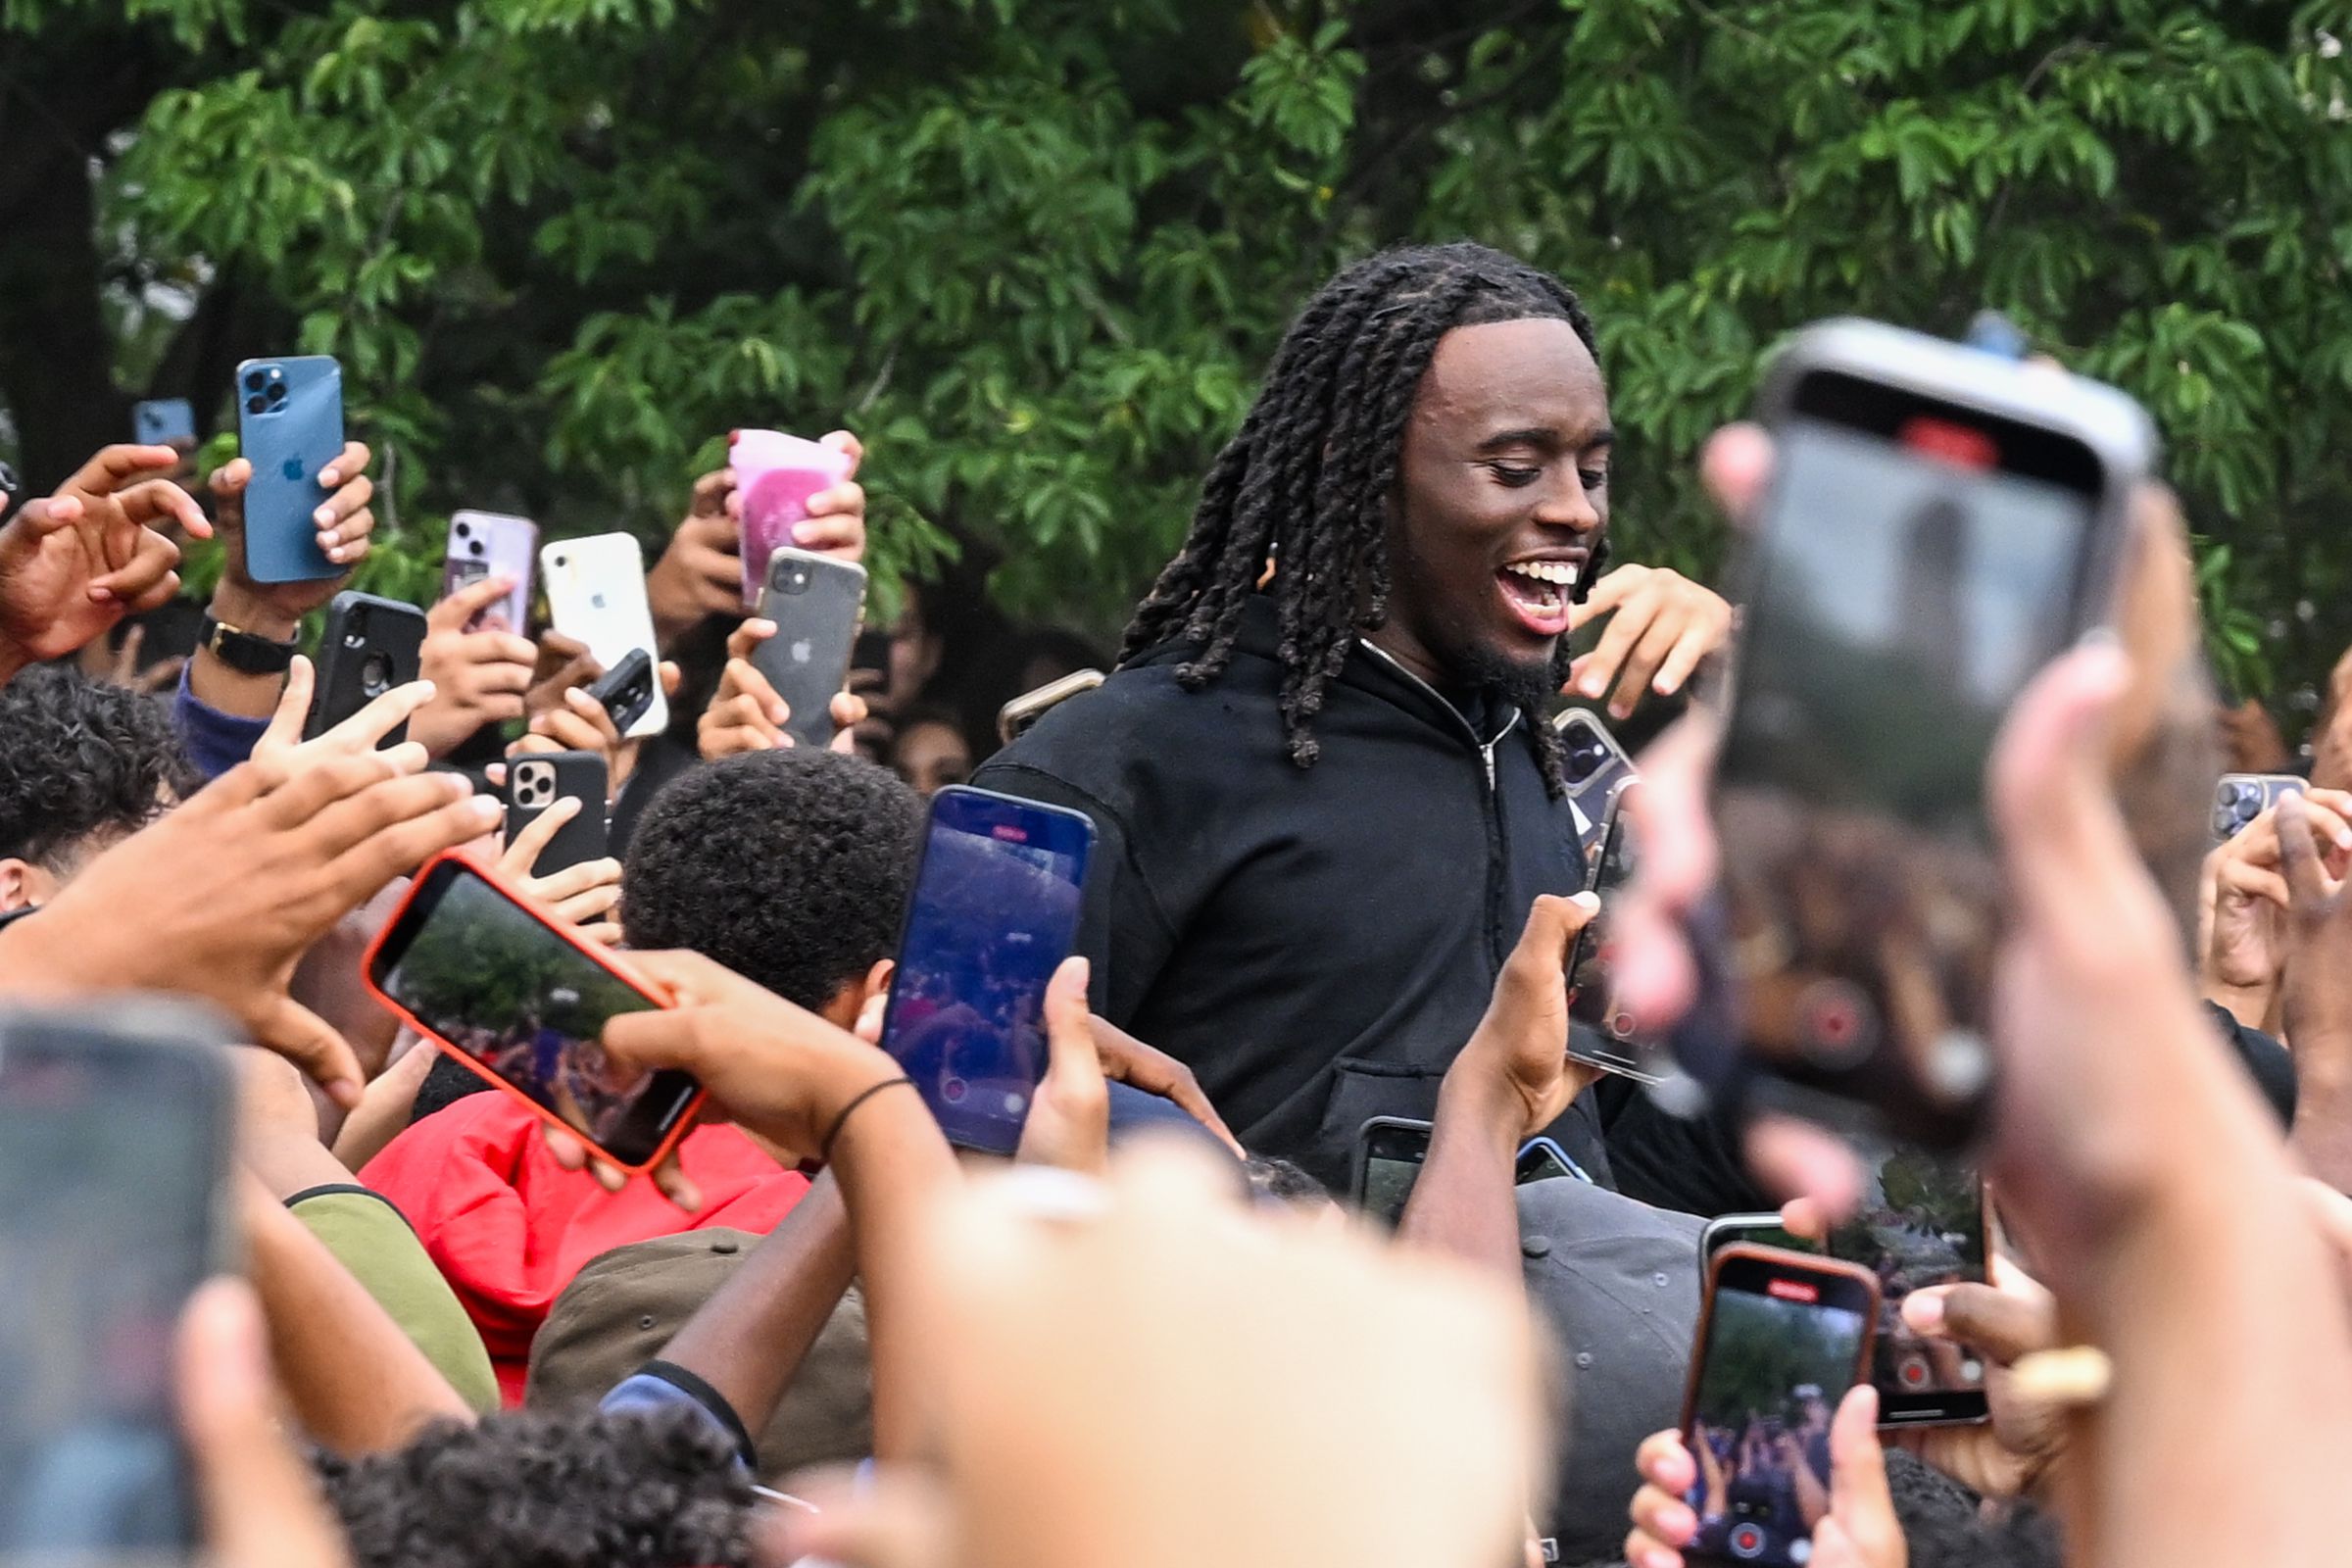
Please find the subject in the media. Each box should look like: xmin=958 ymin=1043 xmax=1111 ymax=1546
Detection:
xmin=1703 ymin=318 xmax=2155 ymax=1146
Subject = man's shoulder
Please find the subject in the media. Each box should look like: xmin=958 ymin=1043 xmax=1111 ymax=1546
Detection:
xmin=980 ymin=659 xmax=1270 ymax=799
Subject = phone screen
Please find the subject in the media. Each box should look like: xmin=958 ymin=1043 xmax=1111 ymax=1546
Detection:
xmin=1827 ymin=1145 xmax=1986 ymax=1420
xmin=1714 ymin=370 xmax=2107 ymax=1141
xmin=1567 ymin=801 xmax=1650 ymax=1081
xmin=0 ymin=1029 xmax=222 ymax=1554
xmin=1685 ymin=1254 xmax=1876 ymax=1568
xmin=879 ymin=787 xmax=1094 ymax=1155
xmin=372 ymin=859 xmax=698 ymax=1166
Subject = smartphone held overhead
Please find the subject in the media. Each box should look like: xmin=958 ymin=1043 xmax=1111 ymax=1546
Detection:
xmin=1699 ymin=318 xmax=2156 ymax=1146
xmin=0 ymin=1000 xmax=237 ymax=1555
xmin=541 ymin=533 xmax=670 ymax=740
xmin=306 ymin=591 xmax=427 ymax=745
xmin=234 ymin=355 xmax=346 ymax=584
xmin=752 ymin=547 xmax=867 ymax=749
xmin=731 ymin=430 xmax=854 ymax=609
xmin=442 ymin=511 xmax=538 ymax=634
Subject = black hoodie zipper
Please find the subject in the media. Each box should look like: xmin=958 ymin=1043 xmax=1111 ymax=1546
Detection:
xmin=1356 ymin=642 xmax=1521 ymax=976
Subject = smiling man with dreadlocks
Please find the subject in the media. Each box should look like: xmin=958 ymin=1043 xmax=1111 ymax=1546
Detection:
xmin=975 ymin=241 xmax=1731 ymax=1188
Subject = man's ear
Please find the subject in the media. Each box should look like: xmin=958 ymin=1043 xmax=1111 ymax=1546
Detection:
xmin=0 ymin=858 xmax=54 ymax=913
xmin=861 ymin=956 xmax=895 ymax=1006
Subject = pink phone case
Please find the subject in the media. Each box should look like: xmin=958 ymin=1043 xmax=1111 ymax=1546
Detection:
xmin=729 ymin=430 xmax=853 ymax=607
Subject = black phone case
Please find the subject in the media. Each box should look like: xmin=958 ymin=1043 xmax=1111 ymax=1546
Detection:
xmin=753 ymin=553 xmax=866 ymax=749
xmin=306 ymin=591 xmax=427 ymax=746
xmin=504 ymin=750 xmax=610 ymax=875
xmin=585 ymin=647 xmax=656 ymax=736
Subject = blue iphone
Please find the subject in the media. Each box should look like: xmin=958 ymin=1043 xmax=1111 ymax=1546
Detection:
xmin=233 ymin=356 xmax=343 ymax=583
xmin=878 ymin=786 xmax=1095 ymax=1155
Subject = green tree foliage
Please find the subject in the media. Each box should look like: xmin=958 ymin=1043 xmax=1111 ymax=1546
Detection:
xmin=5 ymin=0 xmax=2350 ymax=709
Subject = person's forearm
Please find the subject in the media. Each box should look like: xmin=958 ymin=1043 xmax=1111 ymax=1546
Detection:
xmin=1396 ymin=1069 xmax=1524 ymax=1282
xmin=830 ymin=1087 xmax=960 ymax=1458
xmin=655 ymin=1171 xmax=855 ymax=1437
xmin=2291 ymin=1047 xmax=2352 ymax=1194
xmin=191 ymin=582 xmax=297 ymax=718
xmin=2047 ymin=1050 xmax=2352 ymax=1568
xmin=239 ymin=1179 xmax=473 ymax=1451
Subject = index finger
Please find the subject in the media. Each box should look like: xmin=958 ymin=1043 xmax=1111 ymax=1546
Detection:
xmin=312 ymin=679 xmax=438 ymax=758
xmin=256 ymin=657 xmax=317 ymax=757
xmin=114 ymin=477 xmax=211 ymax=541
xmin=726 ymin=617 xmax=777 ymax=662
xmin=65 ymin=444 xmax=179 ymax=498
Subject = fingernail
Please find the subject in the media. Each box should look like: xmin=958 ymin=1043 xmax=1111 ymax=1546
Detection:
xmin=769 ymin=701 xmax=789 ymax=723
xmin=1653 ymin=676 xmax=1677 ymax=694
xmin=1609 ymin=701 xmax=1633 ymax=719
xmin=319 ymin=468 xmax=339 ymax=485
xmin=467 ymin=796 xmax=501 ymax=823
xmin=1579 ymin=673 xmax=1607 ymax=697
xmin=1570 ymin=891 xmax=1602 ymax=913
xmin=792 ymin=521 xmax=819 ymax=543
xmin=330 ymin=1078 xmax=364 ymax=1111
xmin=1901 ymin=1291 xmax=1945 ymax=1331
xmin=314 ymin=506 xmax=333 ymax=525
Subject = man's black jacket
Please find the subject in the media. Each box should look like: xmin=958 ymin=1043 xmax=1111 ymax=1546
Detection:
xmin=973 ymin=596 xmax=1605 ymax=1190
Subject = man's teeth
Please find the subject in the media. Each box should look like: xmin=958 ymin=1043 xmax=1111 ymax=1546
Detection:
xmin=1504 ymin=561 xmax=1580 ymax=588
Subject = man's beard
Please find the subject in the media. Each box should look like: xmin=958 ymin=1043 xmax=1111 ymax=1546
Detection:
xmin=1451 ymin=636 xmax=1573 ymax=716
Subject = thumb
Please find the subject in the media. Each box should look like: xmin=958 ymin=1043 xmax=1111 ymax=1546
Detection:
xmin=1513 ymin=891 xmax=1600 ymax=977
xmin=1988 ymin=640 xmax=2135 ymax=933
xmin=1826 ymin=1386 xmax=1900 ymax=1564
xmin=431 ymin=571 xmax=514 ymax=630
xmin=255 ymin=994 xmax=365 ymax=1110
xmin=16 ymin=494 xmax=84 ymax=537
xmin=177 ymin=1279 xmax=354 ymax=1568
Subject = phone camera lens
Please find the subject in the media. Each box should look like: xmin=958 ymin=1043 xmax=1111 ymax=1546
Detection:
xmin=467 ymin=539 xmax=484 ymax=557
xmin=551 ymin=556 xmax=567 ymax=569
xmin=243 ymin=370 xmax=267 ymax=392
xmin=245 ymin=394 xmax=268 ymax=415
xmin=360 ymin=652 xmax=394 ymax=695
xmin=266 ymin=382 xmax=287 ymax=405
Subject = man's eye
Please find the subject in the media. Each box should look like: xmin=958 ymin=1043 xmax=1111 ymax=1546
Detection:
xmin=1579 ymin=468 xmax=1609 ymax=490
xmin=1488 ymin=463 xmax=1542 ymax=488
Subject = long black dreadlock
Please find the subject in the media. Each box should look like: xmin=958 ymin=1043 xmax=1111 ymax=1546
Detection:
xmin=1121 ymin=242 xmax=1606 ymax=794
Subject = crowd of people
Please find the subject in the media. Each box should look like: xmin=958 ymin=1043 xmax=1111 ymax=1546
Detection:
xmin=2 ymin=235 xmax=2351 ymax=1568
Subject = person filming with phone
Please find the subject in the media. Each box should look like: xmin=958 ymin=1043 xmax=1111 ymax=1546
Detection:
xmin=976 ymin=241 xmax=1732 ymax=1186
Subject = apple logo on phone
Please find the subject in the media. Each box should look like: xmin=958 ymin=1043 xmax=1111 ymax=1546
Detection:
xmin=790 ymin=639 xmax=812 ymax=663
xmin=281 ymin=457 xmax=306 ymax=481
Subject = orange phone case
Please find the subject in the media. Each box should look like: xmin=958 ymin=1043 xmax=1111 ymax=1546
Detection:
xmin=360 ymin=848 xmax=705 ymax=1175
xmin=1678 ymin=1243 xmax=1883 ymax=1433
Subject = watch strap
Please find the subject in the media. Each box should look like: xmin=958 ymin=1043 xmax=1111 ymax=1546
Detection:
xmin=200 ymin=613 xmax=298 ymax=676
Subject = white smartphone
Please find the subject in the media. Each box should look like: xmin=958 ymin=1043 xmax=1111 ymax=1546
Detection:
xmin=540 ymin=532 xmax=669 ymax=739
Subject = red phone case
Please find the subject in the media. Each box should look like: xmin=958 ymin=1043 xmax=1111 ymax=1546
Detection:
xmin=361 ymin=848 xmax=705 ymax=1175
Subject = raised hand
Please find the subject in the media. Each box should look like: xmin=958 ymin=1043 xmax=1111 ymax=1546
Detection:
xmin=510 ymin=659 xmax=680 ymax=801
xmin=1452 ymin=891 xmax=1603 ymax=1141
xmin=0 ymin=708 xmax=497 ymax=1105
xmin=496 ymin=795 xmax=622 ymax=945
xmin=409 ymin=573 xmax=540 ymax=758
xmin=1015 ymin=957 xmax=1109 ymax=1174
xmin=647 ymin=432 xmax=867 ymax=645
xmin=697 ymin=615 xmax=869 ymax=760
xmin=1565 ymin=563 xmax=1733 ymax=720
xmin=209 ymin=441 xmax=375 ymax=624
xmin=0 ymin=444 xmax=209 ymax=678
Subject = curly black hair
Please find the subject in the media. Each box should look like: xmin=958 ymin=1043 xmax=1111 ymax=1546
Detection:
xmin=0 ymin=664 xmax=198 ymax=867
xmin=316 ymin=1407 xmax=756 ymax=1568
xmin=1121 ymin=241 xmax=1604 ymax=792
xmin=621 ymin=748 xmax=922 ymax=1009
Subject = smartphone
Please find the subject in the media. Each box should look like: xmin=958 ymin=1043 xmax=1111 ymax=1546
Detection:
xmin=1566 ymin=794 xmax=1658 ymax=1083
xmin=233 ymin=355 xmax=345 ymax=583
xmin=505 ymin=751 xmax=610 ymax=876
xmin=0 ymin=1000 xmax=237 ymax=1555
xmin=541 ymin=533 xmax=668 ymax=739
xmin=1552 ymin=709 xmax=1635 ymax=864
xmin=306 ymin=591 xmax=427 ymax=745
xmin=752 ymin=548 xmax=868 ymax=749
xmin=1350 ymin=1115 xmax=1432 ymax=1224
xmin=1825 ymin=1144 xmax=1989 ymax=1426
xmin=1701 ymin=1213 xmax=1814 ymax=1261
xmin=1680 ymin=1246 xmax=1880 ymax=1568
xmin=730 ymin=430 xmax=855 ymax=609
xmin=584 ymin=648 xmax=658 ymax=737
xmin=998 ymin=669 xmax=1106 ymax=747
xmin=877 ymin=786 xmax=1096 ymax=1156
xmin=132 ymin=397 xmax=196 ymax=448
xmin=1707 ymin=318 xmax=2155 ymax=1146
xmin=1353 ymin=1120 xmax=1592 ymax=1223
xmin=365 ymin=853 xmax=702 ymax=1171
xmin=2213 ymin=772 xmax=2305 ymax=842
xmin=442 ymin=511 xmax=538 ymax=633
